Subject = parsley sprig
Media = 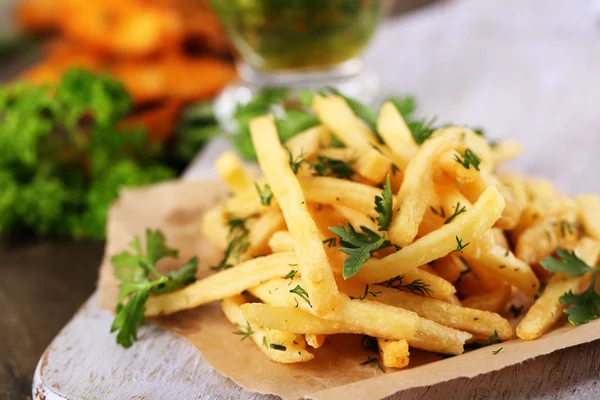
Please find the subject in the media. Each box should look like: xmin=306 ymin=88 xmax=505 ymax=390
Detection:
xmin=329 ymin=223 xmax=392 ymax=279
xmin=233 ymin=321 xmax=255 ymax=340
xmin=255 ymin=183 xmax=273 ymax=206
xmin=541 ymin=248 xmax=600 ymax=326
xmin=111 ymin=229 xmax=198 ymax=348
xmin=310 ymin=156 xmax=354 ymax=179
xmin=452 ymin=236 xmax=470 ymax=253
xmin=374 ymin=175 xmax=393 ymax=231
xmin=454 ymin=148 xmax=481 ymax=171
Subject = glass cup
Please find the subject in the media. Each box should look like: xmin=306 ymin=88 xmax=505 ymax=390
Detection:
xmin=211 ymin=0 xmax=386 ymax=128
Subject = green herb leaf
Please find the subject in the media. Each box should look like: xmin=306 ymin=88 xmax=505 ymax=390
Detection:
xmin=286 ymin=147 xmax=306 ymax=174
xmin=255 ymin=183 xmax=273 ymax=206
xmin=540 ymin=248 xmax=594 ymax=276
xmin=375 ymin=175 xmax=393 ymax=231
xmin=289 ymin=285 xmax=312 ymax=307
xmin=233 ymin=321 xmax=255 ymax=341
xmin=350 ymin=284 xmax=382 ymax=300
xmin=310 ymin=156 xmax=354 ymax=179
xmin=269 ymin=343 xmax=287 ymax=351
xmin=284 ymin=269 xmax=298 ymax=279
xmin=359 ymin=356 xmax=384 ymax=372
xmin=454 ymin=148 xmax=481 ymax=171
xmin=329 ymin=223 xmax=391 ymax=279
xmin=560 ymin=270 xmax=600 ymax=326
xmin=110 ymin=229 xmax=197 ymax=347
xmin=376 ymin=275 xmax=433 ymax=296
xmin=452 ymin=236 xmax=470 ymax=253
xmin=444 ymin=202 xmax=467 ymax=224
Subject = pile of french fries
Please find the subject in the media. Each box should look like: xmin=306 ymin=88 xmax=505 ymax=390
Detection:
xmin=143 ymin=95 xmax=600 ymax=368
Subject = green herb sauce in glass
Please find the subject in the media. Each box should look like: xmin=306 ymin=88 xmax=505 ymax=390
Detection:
xmin=211 ymin=0 xmax=384 ymax=71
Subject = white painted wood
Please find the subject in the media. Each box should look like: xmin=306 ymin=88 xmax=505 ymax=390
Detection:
xmin=34 ymin=0 xmax=600 ymax=398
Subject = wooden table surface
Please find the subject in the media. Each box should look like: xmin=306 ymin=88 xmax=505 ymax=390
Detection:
xmin=0 ymin=239 xmax=103 ymax=400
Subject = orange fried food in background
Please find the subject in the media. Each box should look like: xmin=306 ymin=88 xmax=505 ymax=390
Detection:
xmin=16 ymin=0 xmax=236 ymax=108
xmin=17 ymin=0 xmax=230 ymax=56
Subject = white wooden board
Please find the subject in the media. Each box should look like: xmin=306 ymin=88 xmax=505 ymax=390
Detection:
xmin=34 ymin=0 xmax=600 ymax=398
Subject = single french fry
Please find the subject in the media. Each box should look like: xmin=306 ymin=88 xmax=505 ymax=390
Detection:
xmin=401 ymin=268 xmax=457 ymax=303
xmin=337 ymin=279 xmax=512 ymax=340
xmin=221 ymin=295 xmax=314 ymax=363
xmin=250 ymin=116 xmax=339 ymax=315
xmin=376 ymin=102 xmax=418 ymax=168
xmin=352 ymin=186 xmax=504 ymax=284
xmin=500 ymin=175 xmax=529 ymax=209
xmin=377 ymin=338 xmax=410 ymax=369
xmin=492 ymin=228 xmax=510 ymax=250
xmin=411 ymin=318 xmax=472 ymax=355
xmin=517 ymin=237 xmax=600 ymax=340
xmin=313 ymin=95 xmax=391 ymax=183
xmin=461 ymin=170 xmax=521 ymax=230
xmin=144 ymin=252 xmax=297 ymax=316
xmin=389 ymin=129 xmax=463 ymax=246
xmin=333 ymin=204 xmax=379 ymax=233
xmin=317 ymin=147 xmax=358 ymax=163
xmin=268 ymin=230 xmax=294 ymax=253
xmin=464 ymin=245 xmax=540 ymax=297
xmin=215 ymin=151 xmax=255 ymax=193
xmin=285 ymin=125 xmax=330 ymax=160
xmin=306 ymin=334 xmax=327 ymax=349
xmin=577 ymin=195 xmax=600 ymax=241
xmin=201 ymin=206 xmax=229 ymax=250
xmin=299 ymin=176 xmax=382 ymax=217
xmin=527 ymin=180 xmax=556 ymax=201
xmin=461 ymin=285 xmax=513 ymax=315
xmin=247 ymin=209 xmax=286 ymax=257
xmin=491 ymin=140 xmax=523 ymax=165
xmin=224 ymin=187 xmax=269 ymax=219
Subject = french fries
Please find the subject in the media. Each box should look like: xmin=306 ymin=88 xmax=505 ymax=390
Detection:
xmin=377 ymin=338 xmax=410 ymax=369
xmin=577 ymin=195 xmax=600 ymax=241
xmin=517 ymin=237 xmax=600 ymax=340
xmin=352 ymin=186 xmax=505 ymax=284
xmin=388 ymin=129 xmax=462 ymax=246
xmin=250 ymin=116 xmax=339 ymax=315
xmin=144 ymin=252 xmax=297 ymax=316
xmin=222 ymin=295 xmax=314 ymax=363
xmin=112 ymin=93 xmax=600 ymax=367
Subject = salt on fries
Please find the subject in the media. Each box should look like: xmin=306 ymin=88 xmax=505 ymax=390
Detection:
xmin=114 ymin=94 xmax=600 ymax=370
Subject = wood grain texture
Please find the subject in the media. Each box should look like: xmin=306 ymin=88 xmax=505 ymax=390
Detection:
xmin=0 ymin=239 xmax=103 ymax=400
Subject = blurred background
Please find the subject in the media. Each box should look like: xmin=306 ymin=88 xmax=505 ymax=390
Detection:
xmin=2 ymin=0 xmax=600 ymax=398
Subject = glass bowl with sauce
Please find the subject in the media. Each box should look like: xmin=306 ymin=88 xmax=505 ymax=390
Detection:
xmin=211 ymin=0 xmax=386 ymax=130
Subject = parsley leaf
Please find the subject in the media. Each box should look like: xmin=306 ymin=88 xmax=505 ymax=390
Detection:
xmin=465 ymin=330 xmax=501 ymax=351
xmin=329 ymin=223 xmax=391 ymax=279
xmin=286 ymin=147 xmax=306 ymax=174
xmin=255 ymin=183 xmax=273 ymax=206
xmin=454 ymin=148 xmax=481 ymax=171
xmin=212 ymin=215 xmax=253 ymax=271
xmin=110 ymin=229 xmax=197 ymax=348
xmin=374 ymin=175 xmax=393 ymax=231
xmin=560 ymin=271 xmax=600 ymax=326
xmin=540 ymin=248 xmax=593 ymax=276
xmin=310 ymin=156 xmax=354 ymax=179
